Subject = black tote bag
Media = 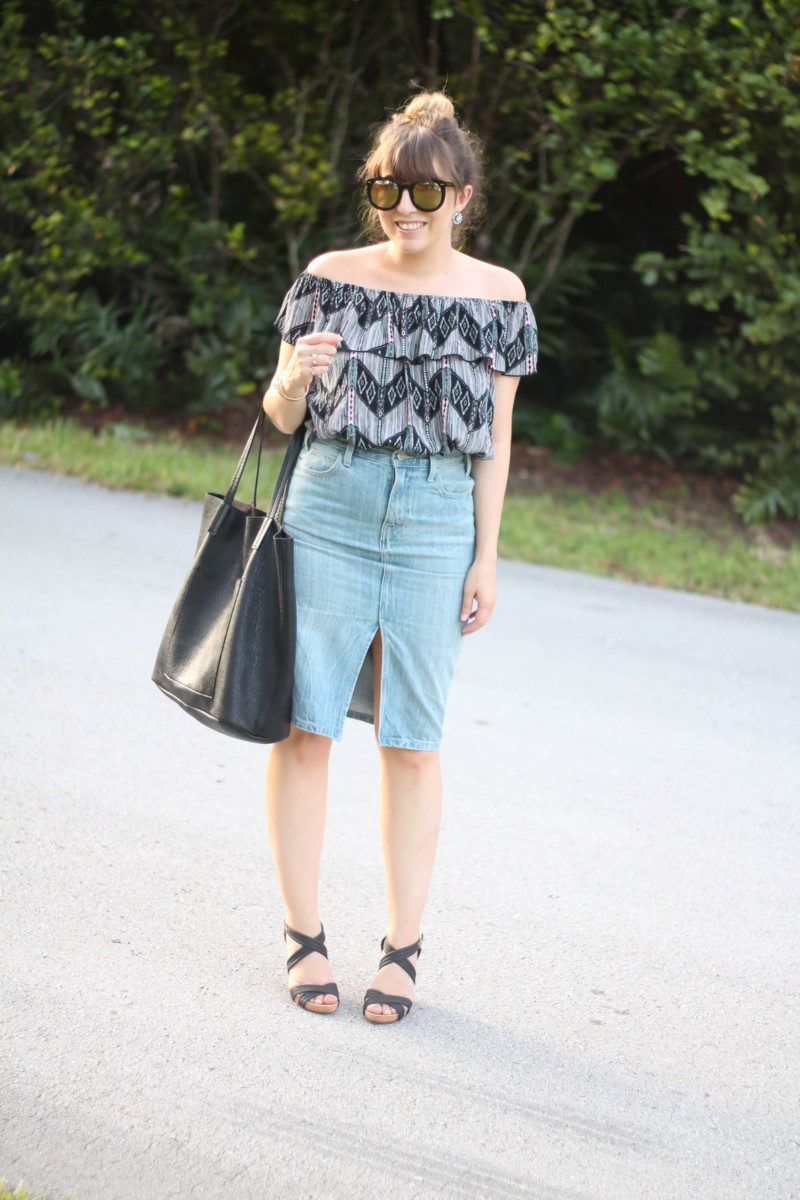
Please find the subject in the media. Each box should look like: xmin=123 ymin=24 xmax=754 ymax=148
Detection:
xmin=151 ymin=408 xmax=307 ymax=744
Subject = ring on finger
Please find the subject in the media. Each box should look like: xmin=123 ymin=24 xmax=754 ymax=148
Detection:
xmin=312 ymin=353 xmax=318 ymax=366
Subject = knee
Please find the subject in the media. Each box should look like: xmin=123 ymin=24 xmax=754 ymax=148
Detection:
xmin=285 ymin=724 xmax=333 ymax=765
xmin=378 ymin=745 xmax=439 ymax=774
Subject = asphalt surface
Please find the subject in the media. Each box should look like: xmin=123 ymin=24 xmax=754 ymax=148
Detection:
xmin=1 ymin=461 xmax=799 ymax=1200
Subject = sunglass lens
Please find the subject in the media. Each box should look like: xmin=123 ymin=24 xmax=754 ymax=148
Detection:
xmin=411 ymin=182 xmax=445 ymax=210
xmin=368 ymin=180 xmax=400 ymax=209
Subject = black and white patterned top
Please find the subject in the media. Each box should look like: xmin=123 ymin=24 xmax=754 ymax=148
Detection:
xmin=274 ymin=270 xmax=538 ymax=459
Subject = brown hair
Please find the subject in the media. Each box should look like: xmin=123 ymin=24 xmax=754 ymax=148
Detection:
xmin=355 ymin=90 xmax=487 ymax=250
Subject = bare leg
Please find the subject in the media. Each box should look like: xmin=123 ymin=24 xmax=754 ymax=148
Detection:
xmin=265 ymin=723 xmax=338 ymax=1006
xmin=365 ymin=628 xmax=440 ymax=1017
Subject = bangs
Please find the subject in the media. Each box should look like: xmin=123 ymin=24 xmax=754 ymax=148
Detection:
xmin=370 ymin=126 xmax=453 ymax=182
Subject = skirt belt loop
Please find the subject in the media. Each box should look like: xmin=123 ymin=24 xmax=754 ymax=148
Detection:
xmin=427 ymin=455 xmax=439 ymax=482
xmin=343 ymin=440 xmax=354 ymax=467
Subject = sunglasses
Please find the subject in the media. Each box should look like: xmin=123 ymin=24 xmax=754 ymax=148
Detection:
xmin=365 ymin=177 xmax=457 ymax=213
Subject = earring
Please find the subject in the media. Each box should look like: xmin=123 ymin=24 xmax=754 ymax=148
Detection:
xmin=451 ymin=210 xmax=463 ymax=225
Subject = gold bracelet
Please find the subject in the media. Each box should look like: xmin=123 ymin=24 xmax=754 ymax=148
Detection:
xmin=272 ymin=371 xmax=308 ymax=403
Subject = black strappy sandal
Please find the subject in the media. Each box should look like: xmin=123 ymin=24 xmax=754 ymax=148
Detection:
xmin=362 ymin=932 xmax=423 ymax=1024
xmin=283 ymin=920 xmax=340 ymax=1014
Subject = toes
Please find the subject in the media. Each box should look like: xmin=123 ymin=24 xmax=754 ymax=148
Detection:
xmin=294 ymin=989 xmax=337 ymax=1007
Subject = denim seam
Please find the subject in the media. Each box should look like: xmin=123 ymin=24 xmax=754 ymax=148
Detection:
xmin=290 ymin=716 xmax=344 ymax=743
xmin=377 ymin=735 xmax=441 ymax=751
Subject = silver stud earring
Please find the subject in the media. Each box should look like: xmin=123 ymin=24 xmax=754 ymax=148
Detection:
xmin=451 ymin=210 xmax=463 ymax=226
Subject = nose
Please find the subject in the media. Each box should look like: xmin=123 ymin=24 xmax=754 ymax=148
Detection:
xmin=395 ymin=188 xmax=419 ymax=216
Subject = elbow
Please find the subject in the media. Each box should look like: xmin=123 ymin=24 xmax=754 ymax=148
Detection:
xmin=262 ymin=394 xmax=287 ymax=435
xmin=262 ymin=394 xmax=303 ymax=437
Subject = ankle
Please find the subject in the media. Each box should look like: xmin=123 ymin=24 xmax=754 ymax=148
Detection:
xmin=386 ymin=929 xmax=421 ymax=951
xmin=284 ymin=913 xmax=322 ymax=937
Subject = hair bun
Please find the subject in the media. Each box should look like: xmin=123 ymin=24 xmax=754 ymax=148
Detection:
xmin=403 ymin=91 xmax=456 ymax=122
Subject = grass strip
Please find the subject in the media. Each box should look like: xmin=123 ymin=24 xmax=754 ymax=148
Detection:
xmin=2 ymin=416 xmax=798 ymax=612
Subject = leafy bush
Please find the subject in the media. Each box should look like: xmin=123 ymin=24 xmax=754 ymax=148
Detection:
xmin=1 ymin=0 xmax=799 ymax=522
xmin=0 ymin=1 xmax=344 ymax=417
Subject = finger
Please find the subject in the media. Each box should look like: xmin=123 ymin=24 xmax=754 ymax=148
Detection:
xmin=472 ymin=608 xmax=493 ymax=631
xmin=300 ymin=332 xmax=343 ymax=347
xmin=461 ymin=599 xmax=494 ymax=634
xmin=461 ymin=611 xmax=491 ymax=634
xmin=298 ymin=349 xmax=336 ymax=374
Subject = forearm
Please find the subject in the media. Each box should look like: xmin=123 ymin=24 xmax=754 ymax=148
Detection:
xmin=470 ymin=433 xmax=511 ymax=563
xmin=262 ymin=371 xmax=308 ymax=435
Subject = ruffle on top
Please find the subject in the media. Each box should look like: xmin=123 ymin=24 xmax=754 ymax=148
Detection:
xmin=273 ymin=270 xmax=538 ymax=459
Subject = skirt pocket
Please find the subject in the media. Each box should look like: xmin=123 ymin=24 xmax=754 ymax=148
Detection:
xmin=296 ymin=438 xmax=344 ymax=476
xmin=434 ymin=461 xmax=475 ymax=499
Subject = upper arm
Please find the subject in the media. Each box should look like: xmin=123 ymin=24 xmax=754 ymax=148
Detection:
xmin=490 ymin=371 xmax=521 ymax=446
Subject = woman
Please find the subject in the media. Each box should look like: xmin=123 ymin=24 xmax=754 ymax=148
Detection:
xmin=262 ymin=89 xmax=538 ymax=1023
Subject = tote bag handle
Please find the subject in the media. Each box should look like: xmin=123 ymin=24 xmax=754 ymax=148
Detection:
xmin=207 ymin=408 xmax=307 ymax=538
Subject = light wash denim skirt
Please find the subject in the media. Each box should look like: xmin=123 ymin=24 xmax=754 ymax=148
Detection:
xmin=280 ymin=425 xmax=476 ymax=750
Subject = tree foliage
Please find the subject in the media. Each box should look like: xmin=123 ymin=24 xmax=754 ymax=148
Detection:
xmin=0 ymin=0 xmax=798 ymax=520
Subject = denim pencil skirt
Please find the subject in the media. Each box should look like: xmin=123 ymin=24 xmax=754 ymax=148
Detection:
xmin=280 ymin=424 xmax=477 ymax=750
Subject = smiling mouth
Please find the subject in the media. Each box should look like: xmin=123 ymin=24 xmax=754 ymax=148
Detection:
xmin=396 ymin=221 xmax=426 ymax=231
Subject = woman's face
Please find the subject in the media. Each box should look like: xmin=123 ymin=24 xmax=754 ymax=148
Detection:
xmin=375 ymin=155 xmax=473 ymax=256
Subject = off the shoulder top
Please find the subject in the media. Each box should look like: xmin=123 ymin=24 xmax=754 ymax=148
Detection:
xmin=274 ymin=270 xmax=538 ymax=459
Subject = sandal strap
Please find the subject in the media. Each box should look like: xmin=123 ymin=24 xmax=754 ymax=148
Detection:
xmin=362 ymin=988 xmax=412 ymax=1018
xmin=284 ymin=920 xmax=329 ymax=973
xmin=290 ymin=981 xmax=339 ymax=1005
xmin=379 ymin=933 xmax=423 ymax=983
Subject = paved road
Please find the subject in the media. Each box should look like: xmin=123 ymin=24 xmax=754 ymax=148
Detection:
xmin=1 ymin=462 xmax=799 ymax=1200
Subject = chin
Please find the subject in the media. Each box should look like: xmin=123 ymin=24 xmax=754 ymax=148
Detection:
xmin=390 ymin=230 xmax=443 ymax=252
xmin=393 ymin=237 xmax=428 ymax=252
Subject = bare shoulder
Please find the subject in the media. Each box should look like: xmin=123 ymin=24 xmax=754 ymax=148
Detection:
xmin=304 ymin=248 xmax=375 ymax=282
xmin=467 ymin=258 xmax=527 ymax=302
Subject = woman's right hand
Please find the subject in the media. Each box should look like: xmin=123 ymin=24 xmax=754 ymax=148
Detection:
xmin=281 ymin=331 xmax=343 ymax=397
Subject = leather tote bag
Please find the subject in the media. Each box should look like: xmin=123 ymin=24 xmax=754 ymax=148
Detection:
xmin=151 ymin=408 xmax=307 ymax=743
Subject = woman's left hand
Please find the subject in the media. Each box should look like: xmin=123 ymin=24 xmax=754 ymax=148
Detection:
xmin=460 ymin=558 xmax=497 ymax=635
